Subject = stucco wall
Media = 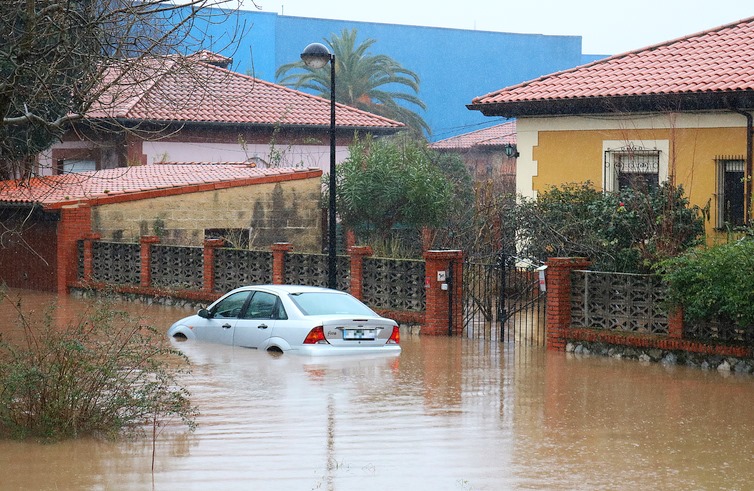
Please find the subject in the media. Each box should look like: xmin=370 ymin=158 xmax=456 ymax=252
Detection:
xmin=91 ymin=177 xmax=322 ymax=252
xmin=517 ymin=112 xmax=749 ymax=238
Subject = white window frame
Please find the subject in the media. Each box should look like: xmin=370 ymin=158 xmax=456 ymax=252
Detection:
xmin=602 ymin=140 xmax=669 ymax=192
xmin=62 ymin=159 xmax=97 ymax=174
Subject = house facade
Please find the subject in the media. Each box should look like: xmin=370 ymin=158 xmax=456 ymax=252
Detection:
xmin=469 ymin=16 xmax=754 ymax=239
xmin=38 ymin=53 xmax=403 ymax=177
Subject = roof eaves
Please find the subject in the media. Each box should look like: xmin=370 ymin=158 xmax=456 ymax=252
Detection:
xmin=468 ymin=91 xmax=754 ymax=118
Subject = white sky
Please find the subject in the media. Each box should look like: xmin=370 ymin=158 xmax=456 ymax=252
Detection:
xmin=245 ymin=0 xmax=753 ymax=54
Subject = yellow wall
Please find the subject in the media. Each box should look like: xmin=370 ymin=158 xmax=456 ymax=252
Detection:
xmin=522 ymin=114 xmax=749 ymax=240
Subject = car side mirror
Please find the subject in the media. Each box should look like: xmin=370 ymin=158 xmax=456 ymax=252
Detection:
xmin=198 ymin=308 xmax=212 ymax=319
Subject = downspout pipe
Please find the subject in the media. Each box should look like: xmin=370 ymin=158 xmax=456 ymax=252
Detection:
xmin=732 ymin=108 xmax=753 ymax=225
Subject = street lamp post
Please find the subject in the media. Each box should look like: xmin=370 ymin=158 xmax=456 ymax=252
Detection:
xmin=300 ymin=42 xmax=337 ymax=289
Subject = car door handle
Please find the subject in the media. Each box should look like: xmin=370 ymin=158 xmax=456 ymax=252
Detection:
xmin=222 ymin=323 xmax=232 ymax=329
xmin=257 ymin=324 xmax=268 ymax=329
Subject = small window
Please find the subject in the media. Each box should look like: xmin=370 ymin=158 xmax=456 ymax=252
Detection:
xmin=62 ymin=159 xmax=97 ymax=174
xmin=716 ymin=157 xmax=746 ymax=228
xmin=606 ymin=148 xmax=660 ymax=192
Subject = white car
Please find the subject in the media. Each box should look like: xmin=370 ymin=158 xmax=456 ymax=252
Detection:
xmin=168 ymin=285 xmax=401 ymax=356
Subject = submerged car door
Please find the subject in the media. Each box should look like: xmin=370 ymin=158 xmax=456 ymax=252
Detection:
xmin=200 ymin=291 xmax=252 ymax=345
xmin=233 ymin=291 xmax=280 ymax=348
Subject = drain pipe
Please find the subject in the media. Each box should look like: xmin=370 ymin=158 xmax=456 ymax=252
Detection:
xmin=732 ymin=108 xmax=753 ymax=225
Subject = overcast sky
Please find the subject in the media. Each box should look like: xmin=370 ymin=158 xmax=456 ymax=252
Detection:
xmin=246 ymin=0 xmax=753 ymax=54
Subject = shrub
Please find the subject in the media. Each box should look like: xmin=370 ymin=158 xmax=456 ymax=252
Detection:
xmin=512 ymin=181 xmax=705 ymax=272
xmin=0 ymin=292 xmax=196 ymax=441
xmin=659 ymin=239 xmax=754 ymax=328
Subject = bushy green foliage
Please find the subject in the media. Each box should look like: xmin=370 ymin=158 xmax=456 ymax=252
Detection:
xmin=660 ymin=239 xmax=754 ymax=327
xmin=336 ymin=135 xmax=455 ymax=247
xmin=0 ymin=293 xmax=196 ymax=441
xmin=513 ymin=182 xmax=705 ymax=272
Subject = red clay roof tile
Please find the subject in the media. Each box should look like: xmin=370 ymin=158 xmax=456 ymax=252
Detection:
xmin=88 ymin=55 xmax=403 ymax=130
xmin=0 ymin=164 xmax=321 ymax=208
xmin=430 ymin=121 xmax=516 ymax=150
xmin=472 ymin=17 xmax=754 ymax=107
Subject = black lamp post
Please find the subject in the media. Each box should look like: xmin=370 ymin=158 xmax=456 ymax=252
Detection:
xmin=300 ymin=42 xmax=337 ymax=289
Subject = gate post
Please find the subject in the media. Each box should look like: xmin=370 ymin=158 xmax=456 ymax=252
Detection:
xmin=423 ymin=250 xmax=464 ymax=336
xmin=348 ymin=245 xmax=373 ymax=299
xmin=545 ymin=257 xmax=590 ymax=351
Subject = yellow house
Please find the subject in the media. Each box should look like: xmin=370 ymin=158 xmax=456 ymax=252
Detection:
xmin=468 ymin=16 xmax=754 ymax=240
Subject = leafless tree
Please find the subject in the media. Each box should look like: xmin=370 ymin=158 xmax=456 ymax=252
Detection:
xmin=0 ymin=0 xmax=256 ymax=181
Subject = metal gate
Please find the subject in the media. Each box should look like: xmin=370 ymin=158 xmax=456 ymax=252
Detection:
xmin=462 ymin=253 xmax=547 ymax=345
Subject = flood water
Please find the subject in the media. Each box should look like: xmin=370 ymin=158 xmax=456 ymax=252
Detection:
xmin=2 ymin=290 xmax=754 ymax=490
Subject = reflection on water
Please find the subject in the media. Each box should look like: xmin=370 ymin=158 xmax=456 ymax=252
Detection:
xmin=1 ymin=290 xmax=754 ymax=490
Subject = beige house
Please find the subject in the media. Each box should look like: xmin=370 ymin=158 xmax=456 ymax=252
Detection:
xmin=469 ymin=17 xmax=754 ymax=239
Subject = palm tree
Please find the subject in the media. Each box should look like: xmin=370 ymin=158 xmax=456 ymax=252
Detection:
xmin=276 ymin=29 xmax=430 ymax=136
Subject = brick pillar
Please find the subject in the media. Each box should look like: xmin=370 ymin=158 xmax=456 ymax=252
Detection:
xmin=348 ymin=245 xmax=373 ymax=299
xmin=545 ymin=257 xmax=590 ymax=351
xmin=140 ymin=235 xmax=160 ymax=288
xmin=423 ymin=250 xmax=464 ymax=336
xmin=203 ymin=239 xmax=225 ymax=292
xmin=271 ymin=242 xmax=293 ymax=285
xmin=668 ymin=308 xmax=684 ymax=339
xmin=57 ymin=203 xmax=93 ymax=294
xmin=421 ymin=227 xmax=434 ymax=253
xmin=345 ymin=229 xmax=356 ymax=250
xmin=82 ymin=233 xmax=101 ymax=283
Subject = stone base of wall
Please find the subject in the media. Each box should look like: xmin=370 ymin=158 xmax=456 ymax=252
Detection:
xmin=567 ymin=340 xmax=754 ymax=374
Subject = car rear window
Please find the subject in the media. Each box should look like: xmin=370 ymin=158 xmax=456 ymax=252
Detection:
xmin=289 ymin=292 xmax=376 ymax=316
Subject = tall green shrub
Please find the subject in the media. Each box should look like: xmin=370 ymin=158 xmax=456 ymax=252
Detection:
xmin=660 ymin=239 xmax=754 ymax=327
xmin=513 ymin=182 xmax=705 ymax=272
xmin=0 ymin=293 xmax=196 ymax=440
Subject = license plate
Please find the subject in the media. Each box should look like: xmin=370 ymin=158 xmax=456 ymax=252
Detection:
xmin=343 ymin=328 xmax=375 ymax=340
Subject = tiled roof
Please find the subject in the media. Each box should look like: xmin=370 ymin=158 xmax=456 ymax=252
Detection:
xmin=430 ymin=121 xmax=516 ymax=150
xmin=471 ymin=16 xmax=754 ymax=115
xmin=0 ymin=164 xmax=321 ymax=209
xmin=87 ymin=55 xmax=404 ymax=130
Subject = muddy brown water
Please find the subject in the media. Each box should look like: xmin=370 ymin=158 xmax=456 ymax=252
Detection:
xmin=1 ymin=289 xmax=754 ymax=490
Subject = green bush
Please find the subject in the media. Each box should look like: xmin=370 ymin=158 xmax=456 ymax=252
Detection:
xmin=660 ymin=239 xmax=754 ymax=327
xmin=0 ymin=292 xmax=196 ymax=441
xmin=513 ymin=182 xmax=705 ymax=272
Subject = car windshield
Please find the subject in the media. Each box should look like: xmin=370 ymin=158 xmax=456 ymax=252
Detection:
xmin=289 ymin=292 xmax=376 ymax=316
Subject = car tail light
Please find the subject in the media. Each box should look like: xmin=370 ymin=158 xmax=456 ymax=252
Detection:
xmin=303 ymin=326 xmax=330 ymax=345
xmin=387 ymin=325 xmax=400 ymax=344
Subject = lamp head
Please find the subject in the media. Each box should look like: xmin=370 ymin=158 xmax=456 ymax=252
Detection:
xmin=300 ymin=43 xmax=332 ymax=69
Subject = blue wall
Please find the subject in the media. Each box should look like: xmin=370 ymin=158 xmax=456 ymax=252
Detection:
xmin=195 ymin=10 xmax=601 ymax=141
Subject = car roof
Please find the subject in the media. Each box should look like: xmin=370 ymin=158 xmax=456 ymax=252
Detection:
xmin=236 ymin=284 xmax=345 ymax=295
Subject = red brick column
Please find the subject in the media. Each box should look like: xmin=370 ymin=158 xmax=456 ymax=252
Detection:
xmin=423 ymin=250 xmax=464 ymax=336
xmin=545 ymin=257 xmax=590 ymax=351
xmin=82 ymin=233 xmax=101 ymax=282
xmin=57 ymin=204 xmax=93 ymax=294
xmin=202 ymin=239 xmax=225 ymax=292
xmin=348 ymin=245 xmax=373 ymax=299
xmin=140 ymin=235 xmax=160 ymax=288
xmin=421 ymin=227 xmax=434 ymax=252
xmin=668 ymin=308 xmax=684 ymax=339
xmin=271 ymin=242 xmax=293 ymax=285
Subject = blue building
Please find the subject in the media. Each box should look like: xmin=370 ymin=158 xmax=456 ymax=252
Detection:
xmin=193 ymin=9 xmax=605 ymax=141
